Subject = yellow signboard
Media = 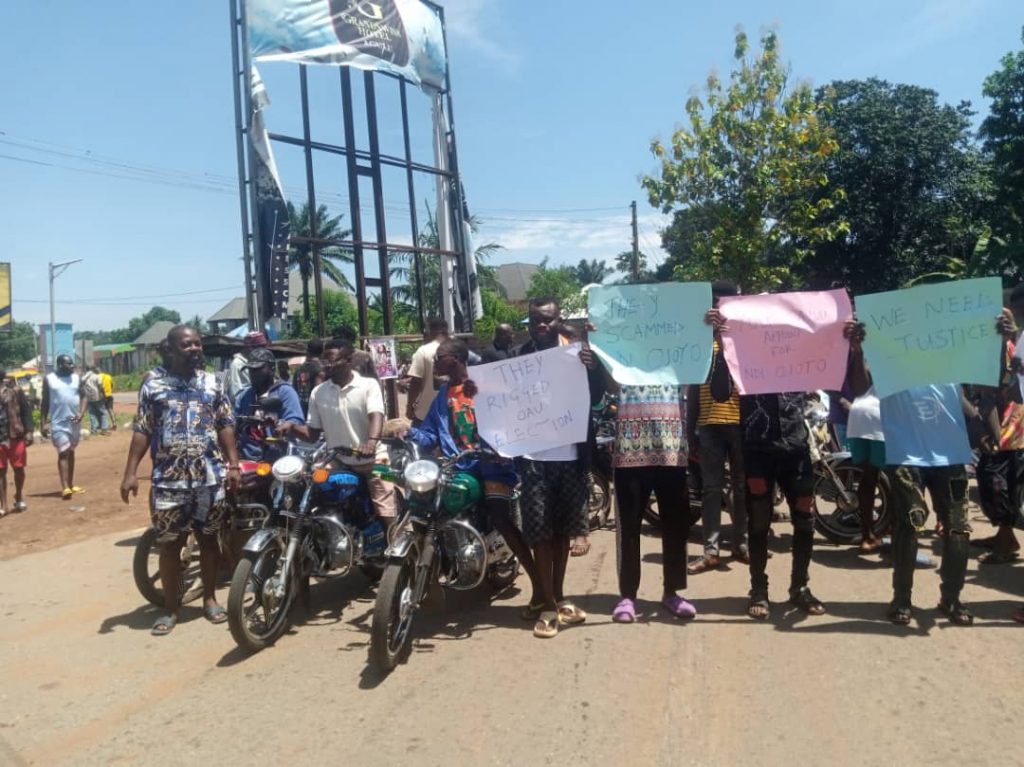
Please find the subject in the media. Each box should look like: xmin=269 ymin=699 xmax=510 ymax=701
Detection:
xmin=0 ymin=263 xmax=10 ymax=333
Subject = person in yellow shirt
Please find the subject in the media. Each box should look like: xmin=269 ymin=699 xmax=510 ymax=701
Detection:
xmin=100 ymin=369 xmax=115 ymax=430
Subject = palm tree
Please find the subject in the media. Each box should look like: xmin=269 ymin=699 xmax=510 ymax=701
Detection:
xmin=286 ymin=201 xmax=355 ymax=320
xmin=572 ymin=258 xmax=609 ymax=285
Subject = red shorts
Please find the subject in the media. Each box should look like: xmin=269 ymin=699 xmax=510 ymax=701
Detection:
xmin=0 ymin=440 xmax=27 ymax=469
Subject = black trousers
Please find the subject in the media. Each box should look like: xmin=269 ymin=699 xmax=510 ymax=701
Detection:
xmin=976 ymin=451 xmax=1024 ymax=528
xmin=613 ymin=465 xmax=690 ymax=600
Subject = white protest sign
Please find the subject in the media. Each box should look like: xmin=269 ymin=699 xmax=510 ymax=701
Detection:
xmin=473 ymin=343 xmax=590 ymax=458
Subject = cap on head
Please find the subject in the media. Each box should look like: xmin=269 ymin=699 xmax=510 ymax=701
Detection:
xmin=244 ymin=347 xmax=276 ymax=369
xmin=244 ymin=331 xmax=269 ymax=348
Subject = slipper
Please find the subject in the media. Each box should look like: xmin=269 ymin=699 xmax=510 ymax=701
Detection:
xmin=61 ymin=488 xmax=73 ymax=500
xmin=661 ymin=594 xmax=697 ymax=619
xmin=533 ymin=611 xmax=559 ymax=638
xmin=612 ymin=598 xmax=636 ymax=623
xmin=938 ymin=599 xmax=974 ymax=626
xmin=570 ymin=537 xmax=591 ymax=557
xmin=687 ymin=554 xmax=721 ymax=575
xmin=747 ymin=593 xmax=770 ymax=620
xmin=888 ymin=603 xmax=912 ymax=625
xmin=0 ymin=508 xmax=6 ymax=518
xmin=979 ymin=550 xmax=1019 ymax=565
xmin=13 ymin=501 xmax=27 ymax=512
xmin=556 ymin=600 xmax=587 ymax=625
xmin=521 ymin=601 xmax=545 ymax=621
xmin=151 ymin=613 xmax=178 ymax=636
xmin=70 ymin=486 xmax=85 ymax=494
xmin=203 ymin=605 xmax=228 ymax=624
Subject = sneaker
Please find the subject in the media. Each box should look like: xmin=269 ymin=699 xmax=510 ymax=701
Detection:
xmin=12 ymin=501 xmax=26 ymax=512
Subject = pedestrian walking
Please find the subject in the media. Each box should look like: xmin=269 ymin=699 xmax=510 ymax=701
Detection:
xmin=0 ymin=371 xmax=34 ymax=516
xmin=39 ymin=355 xmax=87 ymax=500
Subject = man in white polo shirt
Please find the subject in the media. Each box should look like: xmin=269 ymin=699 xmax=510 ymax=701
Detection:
xmin=281 ymin=338 xmax=395 ymax=521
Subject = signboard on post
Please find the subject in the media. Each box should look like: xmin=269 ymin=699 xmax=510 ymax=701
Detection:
xmin=718 ymin=289 xmax=853 ymax=395
xmin=855 ymin=277 xmax=1004 ymax=398
xmin=0 ymin=263 xmax=10 ymax=333
xmin=472 ymin=344 xmax=590 ymax=458
xmin=588 ymin=282 xmax=714 ymax=385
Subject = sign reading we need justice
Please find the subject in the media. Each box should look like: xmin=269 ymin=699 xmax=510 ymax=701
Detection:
xmin=856 ymin=277 xmax=1003 ymax=398
xmin=588 ymin=282 xmax=714 ymax=385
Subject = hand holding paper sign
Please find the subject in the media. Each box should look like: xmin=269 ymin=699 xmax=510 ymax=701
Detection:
xmin=717 ymin=289 xmax=853 ymax=395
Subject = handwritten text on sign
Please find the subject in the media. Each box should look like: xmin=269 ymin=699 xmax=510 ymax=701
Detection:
xmin=855 ymin=277 xmax=1003 ymax=398
xmin=718 ymin=289 xmax=853 ymax=395
xmin=588 ymin=282 xmax=713 ymax=385
xmin=473 ymin=343 xmax=590 ymax=457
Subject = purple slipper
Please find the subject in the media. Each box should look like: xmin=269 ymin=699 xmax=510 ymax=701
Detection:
xmin=612 ymin=598 xmax=636 ymax=623
xmin=662 ymin=594 xmax=697 ymax=619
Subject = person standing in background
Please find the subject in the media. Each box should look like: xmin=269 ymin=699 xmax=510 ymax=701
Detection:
xmin=405 ymin=318 xmax=449 ymax=425
xmin=39 ymin=354 xmax=87 ymax=501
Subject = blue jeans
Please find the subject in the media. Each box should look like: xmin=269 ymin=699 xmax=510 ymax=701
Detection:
xmin=87 ymin=401 xmax=110 ymax=432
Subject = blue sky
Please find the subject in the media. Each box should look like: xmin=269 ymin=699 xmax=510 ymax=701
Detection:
xmin=2 ymin=0 xmax=1021 ymax=333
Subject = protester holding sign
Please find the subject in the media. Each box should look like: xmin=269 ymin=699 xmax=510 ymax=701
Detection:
xmin=405 ymin=338 xmax=546 ymax=635
xmin=512 ymin=298 xmax=604 ymax=639
xmin=610 ymin=382 xmax=695 ymax=623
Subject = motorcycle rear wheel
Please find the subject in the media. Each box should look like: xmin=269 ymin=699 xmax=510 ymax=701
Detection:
xmin=813 ymin=462 xmax=891 ymax=544
xmin=132 ymin=527 xmax=204 ymax=607
xmin=586 ymin=470 xmax=612 ymax=530
xmin=370 ymin=558 xmax=417 ymax=671
xmin=227 ymin=538 xmax=293 ymax=653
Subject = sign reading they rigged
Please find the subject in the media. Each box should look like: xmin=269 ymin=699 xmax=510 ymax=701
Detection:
xmin=246 ymin=0 xmax=446 ymax=91
xmin=472 ymin=344 xmax=590 ymax=458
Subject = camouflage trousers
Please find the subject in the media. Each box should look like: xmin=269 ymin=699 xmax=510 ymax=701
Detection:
xmin=885 ymin=465 xmax=971 ymax=608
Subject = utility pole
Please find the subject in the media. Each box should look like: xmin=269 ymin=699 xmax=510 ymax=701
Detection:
xmin=630 ymin=200 xmax=640 ymax=282
xmin=48 ymin=259 xmax=83 ymax=371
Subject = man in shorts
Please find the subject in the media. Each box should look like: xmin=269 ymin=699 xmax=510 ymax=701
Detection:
xmin=39 ymin=354 xmax=87 ymax=500
xmin=0 ymin=371 xmax=34 ymax=517
xmin=120 ymin=325 xmax=241 ymax=635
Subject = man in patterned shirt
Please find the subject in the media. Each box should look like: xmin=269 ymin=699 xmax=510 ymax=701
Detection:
xmin=120 ymin=325 xmax=241 ymax=636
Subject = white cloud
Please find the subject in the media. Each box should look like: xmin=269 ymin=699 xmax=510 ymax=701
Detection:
xmin=440 ymin=0 xmax=521 ymax=72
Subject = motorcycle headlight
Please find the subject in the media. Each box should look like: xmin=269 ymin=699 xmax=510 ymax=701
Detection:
xmin=403 ymin=459 xmax=440 ymax=493
xmin=271 ymin=455 xmax=305 ymax=483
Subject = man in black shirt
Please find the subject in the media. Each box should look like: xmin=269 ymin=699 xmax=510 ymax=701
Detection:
xmin=480 ymin=323 xmax=515 ymax=363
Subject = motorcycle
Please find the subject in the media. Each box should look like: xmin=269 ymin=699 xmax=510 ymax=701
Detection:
xmin=226 ymin=440 xmax=393 ymax=653
xmin=369 ymin=439 xmax=519 ymax=672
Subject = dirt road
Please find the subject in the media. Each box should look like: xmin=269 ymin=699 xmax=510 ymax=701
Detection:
xmin=1 ymin=433 xmax=1022 ymax=766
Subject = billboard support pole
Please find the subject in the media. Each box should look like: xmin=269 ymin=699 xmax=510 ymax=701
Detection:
xmin=229 ymin=0 xmax=256 ymax=327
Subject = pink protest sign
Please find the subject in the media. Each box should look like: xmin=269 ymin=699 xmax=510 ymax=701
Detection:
xmin=718 ymin=289 xmax=853 ymax=395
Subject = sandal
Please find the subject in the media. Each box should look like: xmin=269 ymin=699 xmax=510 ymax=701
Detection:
xmin=533 ymin=611 xmax=559 ymax=638
xmin=151 ymin=613 xmax=178 ymax=636
xmin=612 ymin=598 xmax=636 ymax=623
xmin=888 ymin=602 xmax=912 ymax=625
xmin=556 ymin=600 xmax=587 ymax=625
xmin=661 ymin=594 xmax=697 ymax=620
xmin=687 ymin=553 xmax=721 ymax=575
xmin=979 ymin=550 xmax=1019 ymax=565
xmin=938 ymin=599 xmax=974 ymax=626
xmin=747 ymin=593 xmax=770 ymax=620
xmin=789 ymin=587 xmax=826 ymax=615
xmin=203 ymin=605 xmax=227 ymax=624
xmin=570 ymin=537 xmax=591 ymax=557
xmin=521 ymin=601 xmax=545 ymax=621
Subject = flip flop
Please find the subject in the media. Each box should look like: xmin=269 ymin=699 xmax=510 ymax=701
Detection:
xmin=533 ymin=611 xmax=559 ymax=638
xmin=661 ymin=594 xmax=697 ymax=619
xmin=70 ymin=486 xmax=85 ymax=494
xmin=569 ymin=537 xmax=591 ymax=557
xmin=203 ymin=605 xmax=228 ymax=624
xmin=687 ymin=554 xmax=721 ymax=575
xmin=151 ymin=613 xmax=178 ymax=636
xmin=612 ymin=598 xmax=636 ymax=623
xmin=61 ymin=488 xmax=73 ymax=500
xmin=556 ymin=600 xmax=587 ymax=625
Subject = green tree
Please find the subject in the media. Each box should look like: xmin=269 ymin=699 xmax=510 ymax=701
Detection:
xmin=978 ymin=28 xmax=1024 ymax=281
xmin=801 ymin=79 xmax=994 ymax=293
xmin=288 ymin=290 xmax=359 ymax=339
xmin=642 ymin=30 xmax=847 ymax=290
xmin=0 ymin=322 xmax=39 ymax=369
xmin=571 ymin=258 xmax=609 ymax=285
xmin=654 ymin=205 xmax=715 ymax=280
xmin=527 ymin=258 xmax=585 ymax=315
xmin=286 ymin=201 xmax=354 ymax=321
xmin=474 ymin=287 xmax=523 ymax=343
xmin=124 ymin=306 xmax=181 ymax=342
xmin=613 ymin=250 xmax=653 ymax=283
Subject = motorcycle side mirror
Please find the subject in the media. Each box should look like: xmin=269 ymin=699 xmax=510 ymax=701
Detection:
xmin=257 ymin=395 xmax=283 ymax=412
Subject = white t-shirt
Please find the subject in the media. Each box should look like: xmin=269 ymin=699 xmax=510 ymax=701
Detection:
xmin=846 ymin=385 xmax=884 ymax=442
xmin=408 ymin=339 xmax=441 ymax=421
xmin=307 ymin=372 xmax=386 ymax=465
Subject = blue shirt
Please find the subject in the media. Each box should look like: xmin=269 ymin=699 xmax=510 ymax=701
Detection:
xmin=880 ymin=384 xmax=972 ymax=467
xmin=234 ymin=381 xmax=305 ymax=460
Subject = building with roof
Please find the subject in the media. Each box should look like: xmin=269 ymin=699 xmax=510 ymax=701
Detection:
xmin=207 ymin=297 xmax=249 ymax=336
xmin=494 ymin=262 xmax=539 ymax=303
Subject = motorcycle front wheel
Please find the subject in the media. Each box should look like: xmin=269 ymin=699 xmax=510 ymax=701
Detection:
xmin=370 ymin=557 xmax=418 ymax=671
xmin=227 ymin=537 xmax=293 ymax=653
xmin=132 ymin=527 xmax=204 ymax=607
xmin=813 ymin=462 xmax=891 ymax=544
xmin=585 ymin=470 xmax=612 ymax=530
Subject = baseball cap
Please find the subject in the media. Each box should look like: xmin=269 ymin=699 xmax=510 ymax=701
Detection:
xmin=244 ymin=348 xmax=276 ymax=368
xmin=244 ymin=331 xmax=269 ymax=348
